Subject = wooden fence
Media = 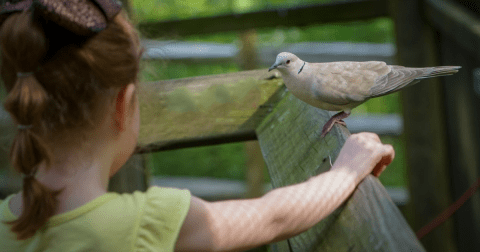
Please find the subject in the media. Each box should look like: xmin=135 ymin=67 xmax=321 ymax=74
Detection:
xmin=1 ymin=0 xmax=480 ymax=251
xmin=138 ymin=69 xmax=424 ymax=251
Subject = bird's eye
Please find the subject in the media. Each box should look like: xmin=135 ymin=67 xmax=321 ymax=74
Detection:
xmin=286 ymin=60 xmax=291 ymax=64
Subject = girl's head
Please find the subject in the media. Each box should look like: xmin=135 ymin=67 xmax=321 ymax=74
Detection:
xmin=0 ymin=1 xmax=142 ymax=240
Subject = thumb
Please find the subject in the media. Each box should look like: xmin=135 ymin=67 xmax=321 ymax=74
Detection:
xmin=371 ymin=144 xmax=395 ymax=177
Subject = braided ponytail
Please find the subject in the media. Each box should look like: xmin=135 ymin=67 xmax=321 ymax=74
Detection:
xmin=0 ymin=8 xmax=141 ymax=240
xmin=1 ymin=11 xmax=60 ymax=240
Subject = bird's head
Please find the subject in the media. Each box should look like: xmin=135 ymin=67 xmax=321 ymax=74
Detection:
xmin=268 ymin=52 xmax=301 ymax=73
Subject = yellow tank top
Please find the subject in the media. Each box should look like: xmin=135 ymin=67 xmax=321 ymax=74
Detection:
xmin=0 ymin=186 xmax=191 ymax=252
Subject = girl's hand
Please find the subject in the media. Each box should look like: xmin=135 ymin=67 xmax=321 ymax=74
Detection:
xmin=331 ymin=132 xmax=395 ymax=184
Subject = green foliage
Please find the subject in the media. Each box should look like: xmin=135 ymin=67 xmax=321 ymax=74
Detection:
xmin=132 ymin=0 xmax=340 ymax=22
xmin=353 ymin=92 xmax=402 ymax=115
xmin=132 ymin=0 xmax=394 ymax=44
xmin=151 ymin=143 xmax=247 ymax=180
xmin=378 ymin=136 xmax=406 ymax=187
xmin=182 ymin=18 xmax=394 ymax=44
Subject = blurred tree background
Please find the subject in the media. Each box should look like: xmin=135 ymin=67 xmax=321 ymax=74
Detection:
xmin=132 ymin=0 xmax=406 ymax=189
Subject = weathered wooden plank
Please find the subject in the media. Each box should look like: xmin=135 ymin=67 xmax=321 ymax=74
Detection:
xmin=344 ymin=114 xmax=402 ymax=135
xmin=138 ymin=0 xmax=388 ymax=38
xmin=136 ymin=69 xmax=284 ymax=153
xmin=389 ymin=0 xmax=456 ymax=251
xmin=0 ymin=71 xmax=403 ymax=154
xmin=256 ymin=93 xmax=424 ymax=251
xmin=424 ymin=0 xmax=480 ymax=60
xmin=440 ymin=34 xmax=480 ymax=252
xmin=141 ymin=40 xmax=396 ymax=65
xmin=107 ymin=154 xmax=149 ymax=193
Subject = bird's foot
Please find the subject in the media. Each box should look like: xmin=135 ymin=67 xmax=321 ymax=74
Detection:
xmin=321 ymin=111 xmax=350 ymax=138
xmin=336 ymin=120 xmax=347 ymax=127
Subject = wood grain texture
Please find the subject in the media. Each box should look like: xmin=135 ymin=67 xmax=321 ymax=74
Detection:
xmin=256 ymin=93 xmax=424 ymax=251
xmin=136 ymin=69 xmax=284 ymax=153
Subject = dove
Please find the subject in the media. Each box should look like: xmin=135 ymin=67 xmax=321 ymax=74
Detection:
xmin=268 ymin=52 xmax=461 ymax=137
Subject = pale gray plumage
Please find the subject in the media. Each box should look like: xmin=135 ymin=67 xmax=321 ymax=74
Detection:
xmin=268 ymin=52 xmax=461 ymax=136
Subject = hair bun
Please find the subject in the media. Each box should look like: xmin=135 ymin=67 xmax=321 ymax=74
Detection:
xmin=0 ymin=0 xmax=122 ymax=36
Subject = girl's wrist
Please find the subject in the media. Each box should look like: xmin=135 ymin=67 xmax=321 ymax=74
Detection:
xmin=329 ymin=165 xmax=362 ymax=185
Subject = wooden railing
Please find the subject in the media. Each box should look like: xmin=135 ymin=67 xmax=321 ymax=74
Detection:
xmin=139 ymin=69 xmax=424 ymax=251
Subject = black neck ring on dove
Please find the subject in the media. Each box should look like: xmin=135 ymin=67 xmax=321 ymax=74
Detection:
xmin=298 ymin=61 xmax=306 ymax=74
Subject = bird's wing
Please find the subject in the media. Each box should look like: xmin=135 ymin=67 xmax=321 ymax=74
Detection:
xmin=368 ymin=66 xmax=424 ymax=97
xmin=311 ymin=61 xmax=390 ymax=105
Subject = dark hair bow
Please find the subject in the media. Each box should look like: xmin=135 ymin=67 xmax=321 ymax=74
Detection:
xmin=0 ymin=0 xmax=122 ymax=35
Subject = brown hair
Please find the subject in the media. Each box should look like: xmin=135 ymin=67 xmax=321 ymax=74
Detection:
xmin=0 ymin=10 xmax=141 ymax=240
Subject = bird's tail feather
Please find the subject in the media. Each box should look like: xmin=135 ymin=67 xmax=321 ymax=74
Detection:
xmin=369 ymin=65 xmax=461 ymax=98
xmin=417 ymin=66 xmax=461 ymax=79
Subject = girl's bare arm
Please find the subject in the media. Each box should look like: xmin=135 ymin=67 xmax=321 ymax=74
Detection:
xmin=175 ymin=132 xmax=394 ymax=252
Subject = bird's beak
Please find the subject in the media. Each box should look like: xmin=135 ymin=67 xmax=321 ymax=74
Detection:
xmin=268 ymin=63 xmax=279 ymax=72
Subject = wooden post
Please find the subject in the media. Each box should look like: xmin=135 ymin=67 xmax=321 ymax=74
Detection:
xmin=239 ymin=29 xmax=266 ymax=199
xmin=108 ymin=0 xmax=149 ymax=194
xmin=0 ymin=108 xmax=12 ymax=172
xmin=0 ymin=107 xmax=15 ymax=199
xmin=108 ymin=154 xmax=149 ymax=193
xmin=239 ymin=29 xmax=268 ymax=252
xmin=440 ymin=35 xmax=480 ymax=252
xmin=239 ymin=29 xmax=259 ymax=71
xmin=388 ymin=0 xmax=456 ymax=251
xmin=256 ymin=91 xmax=425 ymax=251
xmin=244 ymin=140 xmax=265 ymax=198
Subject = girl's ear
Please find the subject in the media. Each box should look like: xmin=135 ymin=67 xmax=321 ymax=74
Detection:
xmin=113 ymin=84 xmax=136 ymax=132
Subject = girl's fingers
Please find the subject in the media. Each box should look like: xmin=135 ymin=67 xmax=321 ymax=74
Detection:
xmin=335 ymin=133 xmax=395 ymax=179
xmin=349 ymin=133 xmax=381 ymax=151
xmin=372 ymin=144 xmax=395 ymax=177
xmin=363 ymin=132 xmax=381 ymax=142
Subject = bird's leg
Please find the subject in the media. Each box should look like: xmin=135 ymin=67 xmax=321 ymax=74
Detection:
xmin=321 ymin=111 xmax=350 ymax=138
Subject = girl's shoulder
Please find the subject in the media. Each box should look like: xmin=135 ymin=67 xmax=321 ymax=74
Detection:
xmin=114 ymin=186 xmax=192 ymax=251
xmin=114 ymin=186 xmax=191 ymax=210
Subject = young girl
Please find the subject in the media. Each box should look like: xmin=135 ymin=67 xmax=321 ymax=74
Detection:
xmin=0 ymin=1 xmax=395 ymax=251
